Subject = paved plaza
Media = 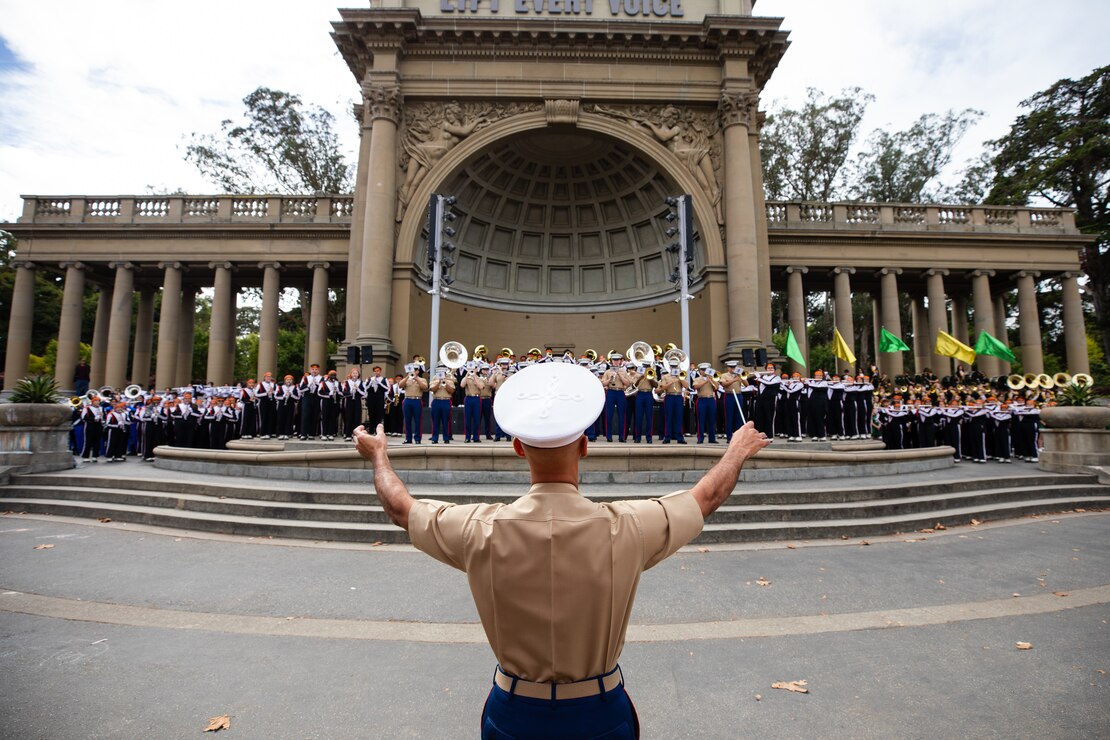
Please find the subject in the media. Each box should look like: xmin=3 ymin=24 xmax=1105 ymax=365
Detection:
xmin=1 ymin=473 xmax=1108 ymax=739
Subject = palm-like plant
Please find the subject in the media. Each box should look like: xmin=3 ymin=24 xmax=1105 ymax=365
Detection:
xmin=7 ymin=374 xmax=61 ymax=404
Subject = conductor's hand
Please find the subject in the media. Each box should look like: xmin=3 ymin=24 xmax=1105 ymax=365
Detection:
xmin=728 ymin=421 xmax=771 ymax=461
xmin=353 ymin=424 xmax=388 ymax=460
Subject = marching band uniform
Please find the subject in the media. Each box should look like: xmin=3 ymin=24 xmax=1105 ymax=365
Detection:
xmin=275 ymin=377 xmax=300 ymax=440
xmin=490 ymin=364 xmax=512 ymax=441
xmin=753 ymin=368 xmax=780 ymax=437
xmin=365 ymin=370 xmax=389 ymax=431
xmin=964 ymin=404 xmax=989 ymax=463
xmin=298 ymin=367 xmax=323 ymax=440
xmin=780 ymin=375 xmax=805 ymax=442
xmin=478 ymin=368 xmax=495 ymax=440
xmin=940 ymin=403 xmax=964 ymax=461
xmin=719 ymin=363 xmax=746 ymax=441
xmin=804 ymin=373 xmax=829 ymax=441
xmin=692 ymin=366 xmax=719 ymax=444
xmin=658 ymin=370 xmax=688 ymax=444
xmin=429 ymin=370 xmax=456 ymax=444
xmin=628 ymin=367 xmax=657 ymax=444
xmin=384 ymin=376 xmax=405 ymax=437
xmin=916 ymin=402 xmax=941 ymax=448
xmin=601 ymin=359 xmax=631 ymax=443
xmin=1012 ymin=402 xmax=1040 ymax=461
xmin=170 ymin=395 xmax=197 ymax=449
xmin=204 ymin=400 xmax=224 ymax=450
xmin=139 ymin=401 xmax=160 ymax=461
xmin=461 ymin=370 xmax=485 ymax=443
xmin=240 ymin=381 xmax=260 ymax=439
xmin=104 ymin=404 xmax=130 ymax=462
xmin=842 ymin=377 xmax=861 ymax=439
xmin=879 ymin=400 xmax=912 ymax=450
xmin=826 ymin=376 xmax=845 ymax=439
xmin=989 ymin=405 xmax=1014 ymax=462
xmin=401 ymin=371 xmax=429 ymax=444
xmin=320 ymin=372 xmax=341 ymax=441
xmin=342 ymin=373 xmax=367 ymax=442
xmin=80 ymin=399 xmax=105 ymax=462
xmin=257 ymin=375 xmax=278 ymax=439
xmin=857 ymin=377 xmax=875 ymax=437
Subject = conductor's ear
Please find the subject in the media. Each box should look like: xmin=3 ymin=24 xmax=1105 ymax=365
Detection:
xmin=512 ymin=438 xmax=526 ymax=458
xmin=579 ymin=436 xmax=588 ymax=459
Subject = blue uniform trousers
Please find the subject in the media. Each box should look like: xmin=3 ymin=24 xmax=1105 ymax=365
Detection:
xmin=402 ymin=398 xmax=422 ymax=443
xmin=663 ymin=394 xmax=684 ymax=442
xmin=632 ymin=392 xmax=653 ymax=443
xmin=605 ymin=389 xmax=627 ymax=442
xmin=464 ymin=396 xmax=482 ymax=442
xmin=724 ymin=392 xmax=745 ymax=440
xmin=430 ymin=398 xmax=452 ymax=442
xmin=696 ymin=396 xmax=717 ymax=443
xmin=481 ymin=397 xmax=494 ymax=439
xmin=481 ymin=672 xmax=638 ymax=740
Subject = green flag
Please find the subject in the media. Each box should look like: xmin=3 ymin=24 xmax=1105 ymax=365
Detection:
xmin=879 ymin=327 xmax=910 ymax=353
xmin=784 ymin=326 xmax=806 ymax=368
xmin=973 ymin=330 xmax=1016 ymax=364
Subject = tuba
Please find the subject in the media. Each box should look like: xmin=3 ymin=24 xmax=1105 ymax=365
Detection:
xmin=1006 ymin=374 xmax=1026 ymax=390
xmin=627 ymin=341 xmax=654 ymax=368
xmin=1053 ymin=372 xmax=1072 ymax=387
xmin=123 ymin=384 xmax=143 ymax=400
xmin=585 ymin=349 xmax=598 ymax=362
xmin=498 ymin=347 xmax=514 ymax=359
xmin=439 ymin=341 xmax=469 ymax=370
xmin=1023 ymin=373 xmax=1039 ymax=389
xmin=1036 ymin=373 xmax=1054 ymax=389
xmin=473 ymin=345 xmax=488 ymax=360
xmin=663 ymin=347 xmax=690 ymax=373
xmin=1072 ymin=373 xmax=1095 ymax=388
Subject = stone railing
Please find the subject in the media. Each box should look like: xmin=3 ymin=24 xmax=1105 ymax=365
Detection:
xmin=18 ymin=195 xmax=355 ymax=225
xmin=764 ymin=201 xmax=1076 ymax=233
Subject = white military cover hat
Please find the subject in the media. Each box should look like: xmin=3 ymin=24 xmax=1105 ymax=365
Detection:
xmin=493 ymin=362 xmax=605 ymax=448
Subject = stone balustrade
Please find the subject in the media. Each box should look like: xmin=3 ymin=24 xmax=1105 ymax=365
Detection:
xmin=20 ymin=195 xmax=355 ymax=225
xmin=16 ymin=195 xmax=1075 ymax=234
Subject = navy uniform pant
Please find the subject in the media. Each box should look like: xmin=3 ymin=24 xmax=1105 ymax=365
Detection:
xmin=632 ymin=391 xmax=653 ymax=442
xmin=402 ymin=398 xmax=422 ymax=443
xmin=430 ymin=398 xmax=452 ymax=442
xmin=724 ymin=392 xmax=744 ymax=440
xmin=663 ymin=394 xmax=684 ymax=441
xmin=605 ymin=389 xmax=627 ymax=442
xmin=696 ymin=396 xmax=717 ymax=443
xmin=481 ymin=397 xmax=494 ymax=438
xmin=464 ymin=396 xmax=482 ymax=442
xmin=482 ymin=683 xmax=638 ymax=740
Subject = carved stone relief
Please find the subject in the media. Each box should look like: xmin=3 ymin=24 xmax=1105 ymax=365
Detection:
xmin=590 ymin=103 xmax=723 ymax=223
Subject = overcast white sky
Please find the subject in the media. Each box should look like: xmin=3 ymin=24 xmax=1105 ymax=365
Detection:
xmin=0 ymin=0 xmax=1106 ymax=222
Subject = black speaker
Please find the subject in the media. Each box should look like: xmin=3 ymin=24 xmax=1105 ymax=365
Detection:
xmin=360 ymin=345 xmax=374 ymax=364
xmin=741 ymin=348 xmax=754 ymax=367
xmin=345 ymin=346 xmax=360 ymax=365
xmin=755 ymin=348 xmax=768 ymax=367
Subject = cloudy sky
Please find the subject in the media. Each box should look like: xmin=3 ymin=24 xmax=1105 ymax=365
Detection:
xmin=0 ymin=0 xmax=1106 ymax=222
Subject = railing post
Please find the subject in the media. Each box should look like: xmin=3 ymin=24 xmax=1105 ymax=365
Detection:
xmin=120 ymin=198 xmax=136 ymax=222
xmin=69 ymin=198 xmax=86 ymax=223
xmin=216 ymin=196 xmax=232 ymax=221
xmin=316 ymin=198 xmax=331 ymax=223
xmin=167 ymin=196 xmax=184 ymax=221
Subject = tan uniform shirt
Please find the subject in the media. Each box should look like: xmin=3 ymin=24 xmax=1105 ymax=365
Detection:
xmin=430 ymin=377 xmax=456 ymax=400
xmin=694 ymin=375 xmax=718 ymax=398
xmin=462 ymin=373 xmax=485 ymax=397
xmin=408 ymin=483 xmax=704 ymax=683
xmin=401 ymin=376 xmax=428 ymax=398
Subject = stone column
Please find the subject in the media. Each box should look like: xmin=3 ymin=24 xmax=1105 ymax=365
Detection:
xmin=911 ymin=296 xmax=929 ymax=375
xmin=104 ymin=262 xmax=135 ymax=390
xmin=175 ymin=285 xmax=197 ymax=387
xmin=749 ymin=118 xmax=772 ymax=345
xmin=993 ymin=293 xmax=1011 ymax=375
xmin=227 ymin=281 xmax=239 ymax=381
xmin=878 ymin=268 xmax=904 ymax=377
xmin=90 ymin=287 xmax=112 ymax=389
xmin=131 ymin=287 xmax=155 ymax=387
xmin=872 ymin=296 xmax=880 ymax=375
xmin=950 ymin=293 xmax=969 ymax=346
xmin=207 ymin=263 xmax=233 ymax=384
xmin=785 ymin=266 xmax=807 ymax=373
xmin=3 ymin=262 xmax=36 ymax=390
xmin=970 ymin=270 xmax=997 ymax=377
xmin=925 ymin=269 xmax=950 ymax=376
xmin=154 ymin=263 xmax=182 ymax=390
xmin=1014 ymin=270 xmax=1044 ymax=375
xmin=719 ymin=90 xmax=763 ymax=355
xmin=1060 ymin=272 xmax=1089 ymax=374
xmin=258 ymin=262 xmax=281 ymax=380
xmin=308 ymin=262 xmax=330 ymax=368
xmin=345 ymin=104 xmax=374 ymax=345
xmin=832 ymin=267 xmax=855 ymax=374
xmin=55 ymin=262 xmax=86 ymax=392
xmin=356 ymin=77 xmax=402 ymax=359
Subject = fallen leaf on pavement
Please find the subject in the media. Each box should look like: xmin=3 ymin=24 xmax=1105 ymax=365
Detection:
xmin=934 ymin=523 xmax=946 ymax=530
xmin=1098 ymin=670 xmax=1106 ymax=675
xmin=696 ymin=547 xmax=709 ymax=553
xmin=859 ymin=540 xmax=870 ymax=546
xmin=1053 ymin=591 xmax=1069 ymax=597
xmin=1075 ymin=508 xmax=1086 ymax=513
xmin=97 ymin=517 xmax=112 ymax=523
xmin=372 ymin=541 xmax=383 ymax=547
xmin=204 ymin=715 xmax=231 ymax=732
xmin=1016 ymin=642 xmax=1033 ymax=650
xmin=1012 ymin=593 xmax=1021 ymax=598
xmin=970 ymin=519 xmax=982 ymax=526
xmin=33 ymin=544 xmax=54 ymax=550
xmin=919 ymin=528 xmax=935 ymax=534
xmin=786 ymin=544 xmax=796 ymax=549
xmin=756 ymin=577 xmax=771 ymax=587
xmin=840 ymin=535 xmax=849 ymax=540
xmin=772 ymin=680 xmax=808 ymax=694
xmin=754 ymin=694 xmax=762 ymax=701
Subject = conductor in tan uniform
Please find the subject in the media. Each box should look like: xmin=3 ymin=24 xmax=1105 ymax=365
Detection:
xmin=353 ymin=361 xmax=769 ymax=739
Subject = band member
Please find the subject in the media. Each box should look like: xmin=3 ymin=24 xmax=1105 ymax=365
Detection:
xmin=780 ymin=372 xmax=805 ymax=442
xmin=80 ymin=393 xmax=105 ymax=462
xmin=917 ymin=397 xmax=942 ymax=448
xmin=461 ymin=366 xmax=485 ymax=443
xmin=320 ymin=370 xmax=341 ymax=441
xmin=104 ymin=401 xmax=130 ymax=462
xmin=240 ymin=379 xmax=260 ymax=439
xmin=804 ymin=370 xmax=829 ymax=441
xmin=826 ymin=373 xmax=845 ymax=440
xmin=490 ymin=360 xmax=512 ymax=441
xmin=384 ymin=374 xmax=405 ymax=437
xmin=879 ymin=395 xmax=912 ymax=450
xmin=257 ymin=372 xmax=278 ymax=439
xmin=753 ymin=363 xmax=780 ymax=436
xmin=600 ymin=354 xmax=631 ymax=442
xmin=429 ymin=366 xmax=457 ymax=444
xmin=658 ymin=367 xmax=688 ymax=444
xmin=298 ymin=364 xmax=323 ymax=440
xmin=401 ymin=366 xmax=429 ymax=444
xmin=170 ymin=391 xmax=197 ymax=448
xmin=342 ymin=368 xmax=367 ymax=442
xmin=964 ymin=400 xmax=989 ymax=463
xmin=692 ymin=364 xmax=719 ymax=444
xmin=628 ymin=364 xmax=658 ymax=443
xmin=364 ymin=366 xmax=389 ymax=431
xmin=139 ymin=396 xmax=161 ymax=462
xmin=719 ymin=361 xmax=746 ymax=441
xmin=478 ymin=365 xmax=496 ymax=440
xmin=1011 ymin=398 xmax=1040 ymax=462
xmin=940 ymin=400 xmax=964 ymax=461
xmin=989 ymin=402 xmax=1013 ymax=462
xmin=275 ymin=375 xmax=300 ymax=440
xmin=204 ymin=395 xmax=225 ymax=450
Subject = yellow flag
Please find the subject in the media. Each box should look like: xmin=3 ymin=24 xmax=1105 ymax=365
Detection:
xmin=833 ymin=328 xmax=856 ymax=365
xmin=934 ymin=330 xmax=976 ymax=365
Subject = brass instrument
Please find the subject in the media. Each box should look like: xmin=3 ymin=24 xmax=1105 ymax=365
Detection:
xmin=627 ymin=341 xmax=654 ymax=367
xmin=99 ymin=385 xmax=115 ymax=397
xmin=1036 ymin=373 xmax=1054 ymax=389
xmin=123 ymin=384 xmax=143 ymax=400
xmin=651 ymin=344 xmax=663 ymax=359
xmin=498 ymin=347 xmax=514 ymax=359
xmin=1053 ymin=372 xmax=1072 ymax=387
xmin=473 ymin=345 xmax=488 ymax=360
xmin=439 ymin=341 xmax=468 ymax=370
xmin=1073 ymin=373 xmax=1095 ymax=388
xmin=664 ymin=342 xmax=678 ymax=353
xmin=1007 ymin=374 xmax=1026 ymax=390
xmin=85 ymin=389 xmax=100 ymax=401
xmin=645 ymin=368 xmax=656 ymax=381
xmin=1023 ymin=373 xmax=1039 ymax=389
xmin=585 ymin=349 xmax=598 ymax=362
xmin=678 ymin=370 xmax=689 ymax=381
xmin=663 ymin=347 xmax=690 ymax=373
xmin=68 ymin=396 xmax=83 ymax=408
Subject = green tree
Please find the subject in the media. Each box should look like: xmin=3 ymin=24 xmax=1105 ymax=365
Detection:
xmin=987 ymin=65 xmax=1110 ymax=360
xmin=850 ymin=109 xmax=983 ymax=203
xmin=760 ymin=87 xmax=873 ymax=201
xmin=185 ymin=86 xmax=353 ymax=194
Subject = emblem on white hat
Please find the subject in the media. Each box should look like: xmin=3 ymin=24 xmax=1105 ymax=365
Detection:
xmin=493 ymin=362 xmax=605 ymax=448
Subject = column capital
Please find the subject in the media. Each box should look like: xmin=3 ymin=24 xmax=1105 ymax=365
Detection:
xmin=208 ymin=261 xmax=234 ymax=271
xmin=258 ymin=261 xmax=282 ymax=271
xmin=969 ymin=269 xmax=996 ymax=279
xmin=362 ymin=80 xmax=402 ymax=125
xmin=1060 ymin=271 xmax=1084 ymax=280
xmin=9 ymin=260 xmax=34 ymax=270
xmin=831 ymin=266 xmax=856 ymax=276
xmin=158 ymin=261 xmax=184 ymax=271
xmin=924 ymin=268 xmax=950 ymax=278
xmin=1012 ymin=270 xmax=1041 ymax=281
xmin=59 ymin=261 xmax=86 ymax=271
xmin=876 ymin=267 xmax=903 ymax=277
xmin=718 ymin=89 xmax=760 ymax=130
xmin=108 ymin=261 xmax=136 ymax=271
xmin=785 ymin=265 xmax=808 ymax=275
xmin=307 ymin=261 xmax=331 ymax=270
